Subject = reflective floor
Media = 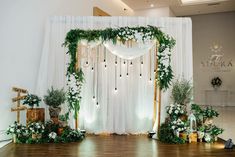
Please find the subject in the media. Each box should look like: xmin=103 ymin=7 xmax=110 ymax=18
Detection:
xmin=0 ymin=135 xmax=234 ymax=157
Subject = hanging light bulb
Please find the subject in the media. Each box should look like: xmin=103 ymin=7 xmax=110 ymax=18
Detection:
xmin=86 ymin=61 xmax=89 ymax=65
xmin=130 ymin=61 xmax=133 ymax=66
xmin=149 ymin=78 xmax=152 ymax=82
xmin=124 ymin=61 xmax=126 ymax=64
xmin=104 ymin=59 xmax=106 ymax=62
xmin=91 ymin=67 xmax=94 ymax=71
xmin=140 ymin=74 xmax=142 ymax=78
xmin=120 ymin=74 xmax=122 ymax=78
xmin=115 ymin=61 xmax=117 ymax=66
xmin=126 ymin=73 xmax=129 ymax=77
xmin=141 ymin=61 xmax=143 ymax=65
xmin=154 ymin=70 xmax=156 ymax=73
xmin=92 ymin=96 xmax=95 ymax=101
xmin=96 ymin=102 xmax=99 ymax=105
xmin=115 ymin=87 xmax=117 ymax=91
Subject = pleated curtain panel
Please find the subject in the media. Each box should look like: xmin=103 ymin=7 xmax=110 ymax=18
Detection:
xmin=36 ymin=16 xmax=193 ymax=134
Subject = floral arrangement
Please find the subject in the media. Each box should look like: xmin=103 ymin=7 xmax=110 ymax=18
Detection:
xmin=166 ymin=104 xmax=186 ymax=119
xmin=43 ymin=87 xmax=66 ymax=108
xmin=6 ymin=121 xmax=85 ymax=144
xmin=202 ymin=107 xmax=219 ymax=118
xmin=171 ymin=79 xmax=193 ymax=105
xmin=170 ymin=119 xmax=187 ymax=132
xmin=23 ymin=94 xmax=41 ymax=108
xmin=6 ymin=121 xmax=27 ymax=136
xmin=211 ymin=77 xmax=222 ymax=88
xmin=28 ymin=122 xmax=45 ymax=134
xmin=191 ymin=104 xmax=223 ymax=143
xmin=64 ymin=25 xmax=175 ymax=92
xmin=210 ymin=125 xmax=224 ymax=136
xmin=67 ymin=70 xmax=84 ymax=119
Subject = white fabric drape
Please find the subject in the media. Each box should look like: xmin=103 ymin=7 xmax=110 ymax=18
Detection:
xmin=35 ymin=16 xmax=192 ymax=134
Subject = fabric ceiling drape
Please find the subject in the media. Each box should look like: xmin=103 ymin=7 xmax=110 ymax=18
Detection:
xmin=35 ymin=16 xmax=192 ymax=134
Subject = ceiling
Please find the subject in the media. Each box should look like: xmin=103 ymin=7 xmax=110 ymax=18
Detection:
xmin=121 ymin=0 xmax=235 ymax=16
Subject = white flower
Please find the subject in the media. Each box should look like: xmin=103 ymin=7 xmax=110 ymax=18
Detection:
xmin=175 ymin=110 xmax=179 ymax=114
xmin=17 ymin=129 xmax=20 ymax=133
xmin=10 ymin=128 xmax=14 ymax=132
xmin=172 ymin=126 xmax=176 ymax=129
xmin=49 ymin=132 xmax=57 ymax=139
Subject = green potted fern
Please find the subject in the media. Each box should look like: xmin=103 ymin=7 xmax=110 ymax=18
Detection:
xmin=44 ymin=87 xmax=66 ymax=124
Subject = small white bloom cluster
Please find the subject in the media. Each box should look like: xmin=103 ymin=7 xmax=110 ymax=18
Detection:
xmin=204 ymin=133 xmax=212 ymax=142
xmin=28 ymin=122 xmax=45 ymax=134
xmin=6 ymin=121 xmax=26 ymax=135
xmin=49 ymin=132 xmax=57 ymax=139
xmin=117 ymin=29 xmax=153 ymax=42
xmin=167 ymin=104 xmax=185 ymax=116
xmin=171 ymin=119 xmax=187 ymax=132
xmin=67 ymin=72 xmax=82 ymax=106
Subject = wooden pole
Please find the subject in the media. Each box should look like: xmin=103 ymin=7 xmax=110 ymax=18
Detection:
xmin=75 ymin=44 xmax=81 ymax=130
xmin=153 ymin=53 xmax=158 ymax=126
xmin=157 ymin=88 xmax=162 ymax=132
xmin=17 ymin=91 xmax=20 ymax=123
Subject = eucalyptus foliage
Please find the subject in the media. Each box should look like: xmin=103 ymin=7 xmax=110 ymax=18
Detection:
xmin=43 ymin=87 xmax=66 ymax=108
xmin=171 ymin=79 xmax=193 ymax=105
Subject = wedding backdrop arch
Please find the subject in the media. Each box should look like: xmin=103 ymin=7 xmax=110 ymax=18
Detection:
xmin=36 ymin=17 xmax=193 ymax=134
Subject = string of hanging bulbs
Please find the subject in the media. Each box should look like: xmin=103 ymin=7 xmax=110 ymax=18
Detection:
xmin=81 ymin=45 xmax=156 ymax=106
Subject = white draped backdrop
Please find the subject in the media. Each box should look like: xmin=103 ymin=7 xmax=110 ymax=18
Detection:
xmin=35 ymin=16 xmax=192 ymax=134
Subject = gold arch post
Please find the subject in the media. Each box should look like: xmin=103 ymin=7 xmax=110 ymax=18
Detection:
xmin=153 ymin=43 xmax=162 ymax=133
xmin=75 ymin=43 xmax=82 ymax=130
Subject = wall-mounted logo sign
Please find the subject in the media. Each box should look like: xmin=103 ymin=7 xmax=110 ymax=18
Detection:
xmin=201 ymin=43 xmax=233 ymax=72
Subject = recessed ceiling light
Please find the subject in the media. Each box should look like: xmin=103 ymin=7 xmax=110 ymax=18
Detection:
xmin=150 ymin=4 xmax=154 ymax=7
xmin=181 ymin=0 xmax=228 ymax=5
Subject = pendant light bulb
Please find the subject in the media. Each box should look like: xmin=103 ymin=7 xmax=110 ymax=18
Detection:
xmin=120 ymin=74 xmax=122 ymax=78
xmin=140 ymin=74 xmax=142 ymax=78
xmin=91 ymin=67 xmax=94 ymax=71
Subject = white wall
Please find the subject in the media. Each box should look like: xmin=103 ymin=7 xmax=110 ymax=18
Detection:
xmin=0 ymin=0 xmax=133 ymax=139
xmin=191 ymin=11 xmax=235 ymax=140
xmin=134 ymin=7 xmax=175 ymax=17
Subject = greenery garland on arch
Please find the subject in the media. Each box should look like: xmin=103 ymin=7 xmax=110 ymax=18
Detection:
xmin=63 ymin=25 xmax=176 ymax=117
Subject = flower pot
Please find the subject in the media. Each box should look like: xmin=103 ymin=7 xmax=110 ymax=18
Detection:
xmin=49 ymin=106 xmax=61 ymax=119
xmin=179 ymin=132 xmax=188 ymax=141
xmin=32 ymin=133 xmax=42 ymax=140
xmin=189 ymin=132 xmax=197 ymax=143
xmin=27 ymin=108 xmax=45 ymax=124
xmin=197 ymin=131 xmax=204 ymax=142
xmin=57 ymin=128 xmax=64 ymax=136
xmin=180 ymin=115 xmax=188 ymax=121
xmin=12 ymin=134 xmax=17 ymax=143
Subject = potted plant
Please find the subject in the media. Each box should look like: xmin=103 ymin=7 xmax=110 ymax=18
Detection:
xmin=210 ymin=125 xmax=224 ymax=141
xmin=44 ymin=87 xmax=66 ymax=124
xmin=28 ymin=122 xmax=45 ymax=140
xmin=203 ymin=107 xmax=219 ymax=126
xmin=6 ymin=121 xmax=27 ymax=143
xmin=23 ymin=94 xmax=45 ymax=124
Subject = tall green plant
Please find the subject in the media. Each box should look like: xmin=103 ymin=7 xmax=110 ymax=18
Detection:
xmin=171 ymin=79 xmax=193 ymax=105
xmin=44 ymin=87 xmax=66 ymax=108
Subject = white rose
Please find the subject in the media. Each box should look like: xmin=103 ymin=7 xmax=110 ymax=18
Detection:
xmin=175 ymin=110 xmax=179 ymax=114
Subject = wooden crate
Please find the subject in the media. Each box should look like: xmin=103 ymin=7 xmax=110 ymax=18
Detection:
xmin=27 ymin=108 xmax=45 ymax=124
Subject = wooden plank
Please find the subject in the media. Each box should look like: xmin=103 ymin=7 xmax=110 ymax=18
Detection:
xmin=12 ymin=95 xmax=27 ymax=102
xmin=11 ymin=106 xmax=27 ymax=112
xmin=12 ymin=87 xmax=27 ymax=93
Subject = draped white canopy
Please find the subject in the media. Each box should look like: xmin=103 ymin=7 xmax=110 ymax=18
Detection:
xmin=36 ymin=16 xmax=192 ymax=134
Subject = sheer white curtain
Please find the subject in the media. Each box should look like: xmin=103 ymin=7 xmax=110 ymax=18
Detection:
xmin=35 ymin=16 xmax=192 ymax=134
